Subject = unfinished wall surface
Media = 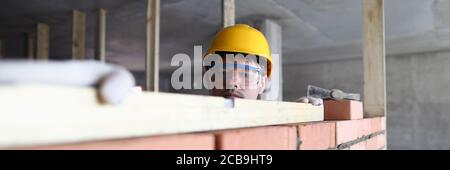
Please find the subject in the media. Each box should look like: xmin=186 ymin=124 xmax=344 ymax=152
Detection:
xmin=283 ymin=50 xmax=450 ymax=149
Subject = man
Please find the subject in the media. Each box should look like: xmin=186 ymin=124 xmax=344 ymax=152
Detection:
xmin=204 ymin=24 xmax=322 ymax=105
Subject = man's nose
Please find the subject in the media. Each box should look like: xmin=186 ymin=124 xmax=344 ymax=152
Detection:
xmin=225 ymin=71 xmax=240 ymax=89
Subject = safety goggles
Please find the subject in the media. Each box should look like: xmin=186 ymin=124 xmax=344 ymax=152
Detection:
xmin=209 ymin=63 xmax=263 ymax=89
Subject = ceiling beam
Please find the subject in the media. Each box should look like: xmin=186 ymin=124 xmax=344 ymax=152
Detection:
xmin=72 ymin=10 xmax=86 ymax=60
xmin=95 ymin=8 xmax=107 ymax=63
xmin=36 ymin=22 xmax=49 ymax=60
xmin=146 ymin=0 xmax=160 ymax=91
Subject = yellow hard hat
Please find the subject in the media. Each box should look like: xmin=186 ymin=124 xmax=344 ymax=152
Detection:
xmin=206 ymin=24 xmax=272 ymax=77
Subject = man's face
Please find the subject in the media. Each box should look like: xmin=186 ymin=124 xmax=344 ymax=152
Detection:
xmin=210 ymin=55 xmax=268 ymax=100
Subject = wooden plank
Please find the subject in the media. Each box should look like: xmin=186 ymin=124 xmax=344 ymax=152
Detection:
xmin=146 ymin=0 xmax=160 ymax=91
xmin=363 ymin=0 xmax=387 ymax=148
xmin=222 ymin=0 xmax=235 ymax=27
xmin=36 ymin=23 xmax=49 ymax=60
xmin=72 ymin=10 xmax=86 ymax=60
xmin=95 ymin=8 xmax=106 ymax=62
xmin=26 ymin=32 xmax=34 ymax=60
xmin=363 ymin=0 xmax=386 ymax=118
xmin=0 ymin=85 xmax=323 ymax=148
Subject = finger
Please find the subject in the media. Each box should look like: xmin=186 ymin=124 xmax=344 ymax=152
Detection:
xmin=308 ymin=97 xmax=323 ymax=106
xmin=99 ymin=66 xmax=135 ymax=105
xmin=295 ymin=96 xmax=309 ymax=103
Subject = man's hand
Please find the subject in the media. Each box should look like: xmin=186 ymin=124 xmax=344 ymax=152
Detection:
xmin=294 ymin=96 xmax=323 ymax=106
xmin=0 ymin=60 xmax=135 ymax=105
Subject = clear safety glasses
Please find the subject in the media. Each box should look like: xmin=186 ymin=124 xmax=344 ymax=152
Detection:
xmin=209 ymin=63 xmax=262 ymax=89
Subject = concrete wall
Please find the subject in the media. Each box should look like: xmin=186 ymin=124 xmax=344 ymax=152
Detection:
xmin=283 ymin=50 xmax=450 ymax=149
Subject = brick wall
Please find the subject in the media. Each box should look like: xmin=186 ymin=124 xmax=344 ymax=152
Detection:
xmin=18 ymin=100 xmax=386 ymax=150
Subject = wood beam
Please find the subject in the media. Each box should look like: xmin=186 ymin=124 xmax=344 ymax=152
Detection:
xmin=222 ymin=0 xmax=235 ymax=27
xmin=95 ymin=8 xmax=107 ymax=62
xmin=146 ymin=0 xmax=160 ymax=91
xmin=0 ymin=85 xmax=323 ymax=148
xmin=72 ymin=10 xmax=86 ymax=60
xmin=362 ymin=0 xmax=386 ymax=118
xmin=36 ymin=23 xmax=49 ymax=60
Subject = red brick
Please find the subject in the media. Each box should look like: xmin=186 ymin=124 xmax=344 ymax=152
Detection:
xmin=350 ymin=141 xmax=366 ymax=150
xmin=359 ymin=119 xmax=371 ymax=137
xmin=366 ymin=134 xmax=386 ymax=150
xmin=369 ymin=117 xmax=383 ymax=133
xmin=357 ymin=117 xmax=383 ymax=136
xmin=215 ymin=126 xmax=297 ymax=150
xmin=324 ymin=100 xmax=363 ymax=120
xmin=336 ymin=120 xmax=360 ymax=144
xmin=298 ymin=122 xmax=336 ymax=150
xmin=336 ymin=117 xmax=386 ymax=150
xmin=21 ymin=134 xmax=215 ymax=150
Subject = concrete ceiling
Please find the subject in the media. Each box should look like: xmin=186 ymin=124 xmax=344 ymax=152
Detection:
xmin=1 ymin=0 xmax=449 ymax=70
xmin=0 ymin=0 xmax=133 ymax=35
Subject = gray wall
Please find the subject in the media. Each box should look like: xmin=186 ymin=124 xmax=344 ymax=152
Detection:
xmin=283 ymin=50 xmax=450 ymax=149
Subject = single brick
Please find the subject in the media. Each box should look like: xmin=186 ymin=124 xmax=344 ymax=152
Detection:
xmin=298 ymin=122 xmax=336 ymax=150
xmin=336 ymin=120 xmax=360 ymax=144
xmin=21 ymin=133 xmax=215 ymax=150
xmin=359 ymin=118 xmax=372 ymax=137
xmin=324 ymin=100 xmax=363 ymax=120
xmin=369 ymin=117 xmax=383 ymax=133
xmin=215 ymin=126 xmax=297 ymax=150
